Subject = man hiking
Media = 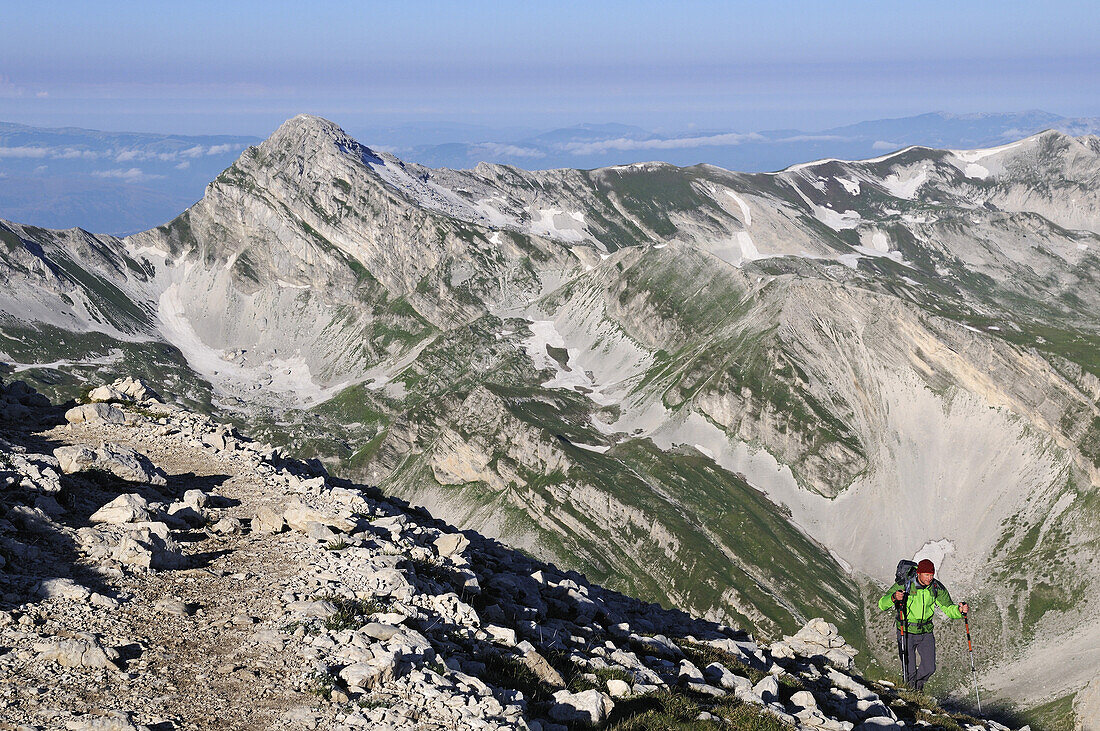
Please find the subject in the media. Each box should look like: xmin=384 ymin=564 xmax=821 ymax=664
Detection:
xmin=878 ymin=558 xmax=968 ymax=691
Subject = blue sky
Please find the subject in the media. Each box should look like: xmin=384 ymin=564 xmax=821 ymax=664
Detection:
xmin=2 ymin=0 xmax=1098 ymax=137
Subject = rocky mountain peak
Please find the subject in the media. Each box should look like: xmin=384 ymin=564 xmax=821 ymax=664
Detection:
xmin=254 ymin=113 xmax=374 ymax=169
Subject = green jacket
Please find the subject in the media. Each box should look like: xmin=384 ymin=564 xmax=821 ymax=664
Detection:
xmin=878 ymin=578 xmax=963 ymax=633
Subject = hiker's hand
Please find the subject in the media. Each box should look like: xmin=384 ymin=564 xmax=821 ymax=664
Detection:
xmin=893 ymin=591 xmax=904 ymax=602
xmin=960 ymin=602 xmax=969 ymax=613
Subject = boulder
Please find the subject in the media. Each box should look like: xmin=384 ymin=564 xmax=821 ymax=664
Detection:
xmin=37 ymin=578 xmax=92 ymax=601
xmin=705 ymin=662 xmax=752 ymax=693
xmin=210 ymin=517 xmax=243 ymax=535
xmin=112 ymin=377 xmax=159 ymax=402
xmin=282 ymin=500 xmax=354 ymax=534
xmin=154 ymin=598 xmax=195 ymax=616
xmin=166 ymin=502 xmax=206 ymax=527
xmin=53 ymin=443 xmax=166 ymax=486
xmin=34 ymin=634 xmax=120 ymax=670
xmin=549 ymin=689 xmax=615 ymax=726
xmin=253 ymin=506 xmax=286 ymax=534
xmin=430 ymin=592 xmax=479 ymax=626
xmin=65 ymin=711 xmax=144 ymax=731
xmin=606 ymin=678 xmax=632 ymax=698
xmin=112 ymin=522 xmax=186 ymax=570
xmin=521 ymin=649 xmax=566 ymax=689
xmin=94 ymin=443 xmax=168 ymax=486
xmin=340 ymin=651 xmax=397 ymax=690
xmin=90 ymin=493 xmax=156 ymax=524
xmin=753 ymin=675 xmax=779 ymax=704
xmin=65 ymin=403 xmax=126 ymax=425
xmin=434 ymin=532 xmax=470 ymax=558
xmin=361 ymin=622 xmax=402 ymax=641
xmin=183 ymin=489 xmax=209 ymax=510
xmin=87 ymin=385 xmax=129 ymax=403
xmin=54 ymin=445 xmax=99 ymax=474
xmin=773 ymin=618 xmax=859 ymax=670
xmin=791 ymin=690 xmax=818 ymax=709
xmin=678 ymin=659 xmax=705 ymax=685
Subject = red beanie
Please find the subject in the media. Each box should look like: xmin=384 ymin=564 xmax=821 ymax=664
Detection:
xmin=917 ymin=559 xmax=935 ymax=573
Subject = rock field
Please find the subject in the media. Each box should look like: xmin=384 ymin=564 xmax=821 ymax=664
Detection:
xmin=0 ymin=375 xmax=1024 ymax=730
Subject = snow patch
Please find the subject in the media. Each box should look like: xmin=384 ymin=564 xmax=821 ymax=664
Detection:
xmin=528 ymin=208 xmax=588 ymax=243
xmin=870 ymin=231 xmax=890 ymax=253
xmin=836 ymin=177 xmax=861 ymax=195
xmin=882 ymin=168 xmax=929 ymax=199
xmin=782 ymin=145 xmax=924 ymax=172
xmin=725 ymin=190 xmax=752 ymax=227
xmin=913 ymin=539 xmax=955 ymax=574
xmin=520 ymin=320 xmax=616 ymax=406
xmin=963 ymin=163 xmax=989 ymax=179
xmin=157 ymin=284 xmax=339 ymax=407
xmin=737 ymin=232 xmax=762 ymax=262
xmin=816 ymin=207 xmax=862 ymax=231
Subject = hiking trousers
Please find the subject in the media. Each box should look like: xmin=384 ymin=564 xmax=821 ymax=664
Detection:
xmin=896 ymin=630 xmax=936 ymax=690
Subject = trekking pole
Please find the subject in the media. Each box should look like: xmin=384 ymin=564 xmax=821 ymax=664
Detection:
xmin=963 ymin=609 xmax=982 ymax=713
xmin=894 ymin=595 xmax=909 ymax=686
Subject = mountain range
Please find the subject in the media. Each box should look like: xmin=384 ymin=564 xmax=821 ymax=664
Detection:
xmin=1 ymin=113 xmax=1098 ymax=724
xmin=5 ymin=110 xmax=1100 ymax=235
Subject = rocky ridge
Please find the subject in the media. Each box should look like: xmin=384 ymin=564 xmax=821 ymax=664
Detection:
xmin=0 ymin=374 xmax=1025 ymax=730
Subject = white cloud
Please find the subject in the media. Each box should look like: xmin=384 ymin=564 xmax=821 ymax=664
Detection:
xmin=872 ymin=140 xmax=900 ymax=151
xmin=175 ymin=161 xmax=191 ymax=170
xmin=35 ymin=90 xmax=48 ymax=98
xmin=774 ymin=134 xmax=850 ymax=143
xmin=0 ymin=141 xmax=244 ymax=165
xmin=562 ymin=131 xmax=766 ymax=156
xmin=471 ymin=143 xmax=545 ymax=159
xmin=91 ymin=167 xmax=165 ymax=182
xmin=0 ymin=146 xmax=51 ymax=158
xmin=54 ymin=148 xmax=99 ymax=159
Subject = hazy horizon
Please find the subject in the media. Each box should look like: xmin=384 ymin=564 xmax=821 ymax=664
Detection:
xmin=2 ymin=1 xmax=1097 ymax=137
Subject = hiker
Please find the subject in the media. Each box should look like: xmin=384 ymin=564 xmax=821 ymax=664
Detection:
xmin=878 ymin=558 xmax=968 ymax=691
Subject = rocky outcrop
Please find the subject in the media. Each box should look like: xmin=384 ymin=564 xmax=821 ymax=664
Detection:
xmin=0 ymin=377 xmax=1020 ymax=730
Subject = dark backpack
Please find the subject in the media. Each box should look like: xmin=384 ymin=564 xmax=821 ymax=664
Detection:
xmin=895 ymin=560 xmax=918 ymax=590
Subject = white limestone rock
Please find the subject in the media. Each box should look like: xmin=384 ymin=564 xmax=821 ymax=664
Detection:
xmin=549 ymin=689 xmax=615 ymax=726
xmin=54 ymin=444 xmax=99 ymax=474
xmin=253 ymin=505 xmax=286 ymax=534
xmin=112 ymin=522 xmax=186 ymax=570
xmin=65 ymin=402 xmax=126 ymax=425
xmin=90 ymin=493 xmax=156 ymax=524
xmin=87 ymin=385 xmax=130 ymax=403
xmin=94 ymin=443 xmax=168 ymax=486
xmin=34 ymin=633 xmax=120 ymax=670
xmin=433 ymin=531 xmax=470 ymax=558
